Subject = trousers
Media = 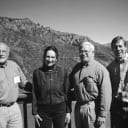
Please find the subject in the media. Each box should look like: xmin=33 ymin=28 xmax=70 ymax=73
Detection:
xmin=75 ymin=101 xmax=96 ymax=128
xmin=0 ymin=102 xmax=23 ymax=128
xmin=36 ymin=102 xmax=66 ymax=128
xmin=111 ymin=99 xmax=128 ymax=128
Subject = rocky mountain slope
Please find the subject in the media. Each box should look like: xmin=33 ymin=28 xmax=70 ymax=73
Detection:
xmin=0 ymin=17 xmax=114 ymax=81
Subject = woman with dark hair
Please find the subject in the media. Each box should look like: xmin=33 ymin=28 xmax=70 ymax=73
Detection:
xmin=32 ymin=46 xmax=71 ymax=128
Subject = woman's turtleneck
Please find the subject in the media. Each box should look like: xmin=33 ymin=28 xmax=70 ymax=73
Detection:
xmin=42 ymin=63 xmax=55 ymax=72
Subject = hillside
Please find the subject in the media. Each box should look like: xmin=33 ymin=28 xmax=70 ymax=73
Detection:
xmin=0 ymin=17 xmax=114 ymax=81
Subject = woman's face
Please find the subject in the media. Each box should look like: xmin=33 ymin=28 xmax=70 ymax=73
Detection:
xmin=44 ymin=50 xmax=57 ymax=67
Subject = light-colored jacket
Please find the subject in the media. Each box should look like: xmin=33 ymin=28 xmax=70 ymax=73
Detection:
xmin=0 ymin=60 xmax=27 ymax=103
xmin=70 ymin=60 xmax=112 ymax=118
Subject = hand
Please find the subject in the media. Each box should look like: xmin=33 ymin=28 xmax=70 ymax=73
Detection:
xmin=96 ymin=116 xmax=105 ymax=127
xmin=34 ymin=114 xmax=43 ymax=127
xmin=65 ymin=113 xmax=71 ymax=124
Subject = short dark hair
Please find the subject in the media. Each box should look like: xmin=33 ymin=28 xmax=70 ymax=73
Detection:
xmin=111 ymin=36 xmax=127 ymax=49
xmin=43 ymin=45 xmax=59 ymax=60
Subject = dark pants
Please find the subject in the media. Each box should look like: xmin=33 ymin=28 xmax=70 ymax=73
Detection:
xmin=35 ymin=102 xmax=66 ymax=128
xmin=111 ymin=99 xmax=128 ymax=128
xmin=111 ymin=111 xmax=128 ymax=128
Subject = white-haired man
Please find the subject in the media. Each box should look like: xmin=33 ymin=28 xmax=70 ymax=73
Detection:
xmin=0 ymin=42 xmax=28 ymax=128
xmin=69 ymin=41 xmax=112 ymax=128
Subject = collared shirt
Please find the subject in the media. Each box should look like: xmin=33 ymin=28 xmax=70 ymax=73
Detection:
xmin=70 ymin=60 xmax=112 ymax=117
xmin=0 ymin=60 xmax=27 ymax=104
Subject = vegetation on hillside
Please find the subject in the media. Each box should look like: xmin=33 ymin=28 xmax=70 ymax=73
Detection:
xmin=0 ymin=17 xmax=114 ymax=81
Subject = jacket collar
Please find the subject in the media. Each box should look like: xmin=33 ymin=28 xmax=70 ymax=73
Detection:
xmin=0 ymin=61 xmax=8 ymax=68
xmin=41 ymin=64 xmax=57 ymax=72
xmin=81 ymin=59 xmax=94 ymax=68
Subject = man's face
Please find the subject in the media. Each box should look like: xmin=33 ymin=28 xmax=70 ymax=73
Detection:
xmin=112 ymin=40 xmax=127 ymax=61
xmin=0 ymin=44 xmax=9 ymax=64
xmin=79 ymin=44 xmax=94 ymax=64
xmin=44 ymin=50 xmax=57 ymax=67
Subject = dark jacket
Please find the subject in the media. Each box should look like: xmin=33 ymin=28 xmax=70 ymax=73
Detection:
xmin=32 ymin=65 xmax=70 ymax=115
xmin=107 ymin=60 xmax=128 ymax=108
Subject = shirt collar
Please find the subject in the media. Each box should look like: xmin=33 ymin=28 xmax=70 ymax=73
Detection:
xmin=42 ymin=64 xmax=57 ymax=72
xmin=81 ymin=60 xmax=94 ymax=68
xmin=0 ymin=61 xmax=8 ymax=68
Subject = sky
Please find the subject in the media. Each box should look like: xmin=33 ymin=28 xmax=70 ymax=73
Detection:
xmin=0 ymin=0 xmax=128 ymax=44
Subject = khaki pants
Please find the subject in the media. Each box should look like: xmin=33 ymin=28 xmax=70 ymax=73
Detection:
xmin=0 ymin=103 xmax=23 ymax=128
xmin=75 ymin=101 xmax=96 ymax=128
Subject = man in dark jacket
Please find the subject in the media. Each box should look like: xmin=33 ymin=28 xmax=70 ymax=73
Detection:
xmin=107 ymin=36 xmax=128 ymax=128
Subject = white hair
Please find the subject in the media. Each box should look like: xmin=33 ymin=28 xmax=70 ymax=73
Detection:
xmin=0 ymin=42 xmax=10 ymax=53
xmin=79 ymin=41 xmax=95 ymax=52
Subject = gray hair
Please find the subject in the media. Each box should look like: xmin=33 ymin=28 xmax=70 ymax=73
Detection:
xmin=79 ymin=41 xmax=95 ymax=52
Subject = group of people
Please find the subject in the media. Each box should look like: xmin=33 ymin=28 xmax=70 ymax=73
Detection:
xmin=0 ymin=36 xmax=128 ymax=128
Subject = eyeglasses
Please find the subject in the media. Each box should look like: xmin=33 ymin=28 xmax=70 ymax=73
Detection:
xmin=79 ymin=50 xmax=92 ymax=55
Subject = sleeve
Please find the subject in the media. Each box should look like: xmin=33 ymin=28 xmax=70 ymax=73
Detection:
xmin=16 ymin=63 xmax=27 ymax=88
xmin=63 ymin=68 xmax=72 ymax=113
xmin=95 ymin=67 xmax=112 ymax=118
xmin=69 ymin=70 xmax=76 ymax=101
xmin=32 ymin=70 xmax=38 ymax=115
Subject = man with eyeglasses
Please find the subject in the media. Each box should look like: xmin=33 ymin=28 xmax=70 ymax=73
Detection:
xmin=0 ymin=42 xmax=28 ymax=128
xmin=69 ymin=41 xmax=112 ymax=128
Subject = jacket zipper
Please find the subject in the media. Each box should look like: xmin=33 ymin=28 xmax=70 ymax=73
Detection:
xmin=49 ymin=72 xmax=52 ymax=104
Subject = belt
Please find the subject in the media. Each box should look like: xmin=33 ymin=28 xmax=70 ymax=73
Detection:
xmin=0 ymin=102 xmax=15 ymax=107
